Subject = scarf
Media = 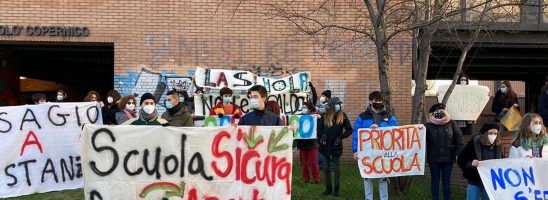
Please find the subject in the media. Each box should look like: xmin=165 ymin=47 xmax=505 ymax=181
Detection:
xmin=430 ymin=111 xmax=451 ymax=126
xmin=139 ymin=108 xmax=158 ymax=122
xmin=123 ymin=108 xmax=137 ymax=118
xmin=167 ymin=102 xmax=183 ymax=116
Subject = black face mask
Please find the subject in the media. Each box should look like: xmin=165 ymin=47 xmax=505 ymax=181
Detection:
xmin=372 ymin=103 xmax=383 ymax=110
xmin=433 ymin=112 xmax=445 ymax=119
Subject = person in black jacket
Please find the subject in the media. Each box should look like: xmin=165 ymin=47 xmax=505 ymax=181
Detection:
xmin=425 ymin=103 xmax=465 ymax=200
xmin=296 ymin=101 xmax=320 ymax=184
xmin=492 ymin=80 xmax=519 ymax=122
xmin=317 ymin=97 xmax=353 ymax=197
xmin=238 ymin=85 xmax=281 ymax=126
xmin=457 ymin=122 xmax=502 ymax=200
xmin=538 ymin=80 xmax=548 ymax=125
xmin=102 ymin=89 xmax=122 ymax=125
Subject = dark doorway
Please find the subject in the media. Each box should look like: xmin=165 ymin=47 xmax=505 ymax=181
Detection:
xmin=0 ymin=42 xmax=114 ymax=105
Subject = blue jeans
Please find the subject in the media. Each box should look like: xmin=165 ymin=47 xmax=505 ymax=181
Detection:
xmin=467 ymin=183 xmax=489 ymax=200
xmin=364 ymin=178 xmax=388 ymax=200
xmin=429 ymin=162 xmax=453 ymax=200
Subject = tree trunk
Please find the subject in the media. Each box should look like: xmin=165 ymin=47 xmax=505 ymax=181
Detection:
xmin=411 ymin=31 xmax=432 ymax=124
xmin=440 ymin=42 xmax=473 ymax=105
xmin=377 ymin=42 xmax=394 ymax=114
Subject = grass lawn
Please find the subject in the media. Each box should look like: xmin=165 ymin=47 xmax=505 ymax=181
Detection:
xmin=5 ymin=164 xmax=465 ymax=200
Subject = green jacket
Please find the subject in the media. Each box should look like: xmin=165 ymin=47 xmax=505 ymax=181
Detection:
xmin=161 ymin=105 xmax=193 ymax=127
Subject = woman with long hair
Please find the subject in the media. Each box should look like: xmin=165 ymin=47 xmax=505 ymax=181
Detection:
xmin=116 ymin=95 xmax=137 ymax=124
xmin=492 ymin=81 xmax=519 ymax=122
xmin=509 ymin=113 xmax=548 ymax=158
xmin=317 ymin=97 xmax=352 ymax=197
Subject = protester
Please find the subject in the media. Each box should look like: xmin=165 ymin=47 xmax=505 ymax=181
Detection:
xmin=352 ymin=91 xmax=398 ymax=200
xmin=238 ymin=85 xmax=281 ymax=126
xmin=178 ymin=90 xmax=193 ymax=114
xmin=457 ymin=122 xmax=502 ymax=200
xmin=102 ymin=89 xmax=121 ymax=125
xmin=32 ymin=93 xmax=47 ymax=104
xmin=122 ymin=92 xmax=168 ymax=126
xmin=317 ymin=89 xmax=332 ymax=170
xmin=425 ymin=103 xmax=465 ymax=200
xmin=84 ymin=90 xmax=104 ymax=107
xmin=307 ymin=82 xmax=318 ymax=105
xmin=492 ymin=81 xmax=519 ymax=122
xmin=538 ymin=80 xmax=548 ymax=125
xmin=296 ymin=101 xmax=320 ymax=184
xmin=317 ymin=97 xmax=353 ymax=197
xmin=455 ymin=73 xmax=474 ymax=135
xmin=509 ymin=113 xmax=548 ymax=158
xmin=209 ymin=87 xmax=244 ymax=119
xmin=56 ymin=90 xmax=67 ymax=102
xmin=162 ymin=90 xmax=193 ymax=127
xmin=116 ymin=95 xmax=137 ymax=124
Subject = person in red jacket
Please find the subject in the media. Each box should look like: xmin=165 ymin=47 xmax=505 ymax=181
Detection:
xmin=209 ymin=87 xmax=244 ymax=119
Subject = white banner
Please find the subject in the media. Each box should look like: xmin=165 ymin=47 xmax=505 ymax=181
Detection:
xmin=203 ymin=114 xmax=317 ymax=139
xmin=81 ymin=125 xmax=293 ymax=200
xmin=478 ymin=158 xmax=548 ymax=200
xmin=166 ymin=76 xmax=195 ymax=95
xmin=356 ymin=125 xmax=426 ymax=178
xmin=0 ymin=102 xmax=102 ymax=198
xmin=437 ymin=85 xmax=490 ymax=121
xmin=193 ymin=92 xmax=307 ymax=116
xmin=194 ymin=67 xmax=311 ymax=94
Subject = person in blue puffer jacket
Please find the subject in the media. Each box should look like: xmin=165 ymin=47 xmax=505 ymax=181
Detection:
xmin=352 ymin=91 xmax=398 ymax=200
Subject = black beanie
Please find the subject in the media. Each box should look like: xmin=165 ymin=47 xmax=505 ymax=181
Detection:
xmin=429 ymin=103 xmax=446 ymax=113
xmin=321 ymin=90 xmax=332 ymax=99
xmin=480 ymin=122 xmax=500 ymax=134
xmin=140 ymin=93 xmax=155 ymax=105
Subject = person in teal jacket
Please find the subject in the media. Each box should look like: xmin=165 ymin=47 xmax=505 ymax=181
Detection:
xmin=352 ymin=91 xmax=398 ymax=200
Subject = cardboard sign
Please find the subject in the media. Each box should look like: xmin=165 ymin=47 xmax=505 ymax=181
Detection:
xmin=477 ymin=158 xmax=548 ymax=200
xmin=194 ymin=67 xmax=311 ymax=94
xmin=500 ymin=106 xmax=522 ymax=131
xmin=437 ymin=85 xmax=490 ymax=121
xmin=203 ymin=114 xmax=317 ymax=139
xmin=81 ymin=125 xmax=293 ymax=200
xmin=193 ymin=92 xmax=307 ymax=116
xmin=356 ymin=125 xmax=426 ymax=178
xmin=0 ymin=102 xmax=102 ymax=198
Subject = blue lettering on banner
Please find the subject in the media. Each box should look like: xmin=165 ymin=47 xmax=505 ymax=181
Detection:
xmin=298 ymin=115 xmax=314 ymax=138
xmin=491 ymin=167 xmax=535 ymax=191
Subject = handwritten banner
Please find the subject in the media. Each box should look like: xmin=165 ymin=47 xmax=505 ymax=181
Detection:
xmin=193 ymin=92 xmax=307 ymax=116
xmin=203 ymin=114 xmax=317 ymax=139
xmin=437 ymin=85 xmax=490 ymax=121
xmin=356 ymin=125 xmax=426 ymax=178
xmin=477 ymin=158 xmax=548 ymax=200
xmin=195 ymin=67 xmax=311 ymax=94
xmin=81 ymin=125 xmax=293 ymax=200
xmin=0 ymin=102 xmax=102 ymax=198
xmin=166 ymin=76 xmax=195 ymax=95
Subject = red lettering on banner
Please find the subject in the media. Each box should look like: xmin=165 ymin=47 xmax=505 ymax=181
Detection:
xmin=359 ymin=126 xmax=422 ymax=151
xmin=20 ymin=130 xmax=44 ymax=156
xmin=217 ymin=72 xmax=228 ymax=88
xmin=211 ymin=131 xmax=233 ymax=178
xmin=361 ymin=153 xmax=422 ymax=175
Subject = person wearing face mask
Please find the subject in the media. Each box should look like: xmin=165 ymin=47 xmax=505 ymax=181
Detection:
xmin=122 ymin=92 xmax=168 ymax=126
xmin=162 ymin=90 xmax=193 ymax=127
xmin=101 ymin=89 xmax=122 ymax=125
xmin=317 ymin=97 xmax=352 ymax=197
xmin=209 ymin=87 xmax=244 ymax=120
xmin=115 ymin=95 xmax=137 ymax=124
xmin=492 ymin=81 xmax=519 ymax=122
xmin=509 ymin=113 xmax=548 ymax=158
xmin=425 ymin=103 xmax=465 ymax=200
xmin=317 ymin=90 xmax=331 ymax=114
xmin=84 ymin=90 xmax=104 ymax=108
xmin=238 ymin=85 xmax=281 ymax=126
xmin=55 ymin=90 xmax=67 ymax=102
xmin=537 ymin=80 xmax=548 ymax=126
xmin=31 ymin=93 xmax=47 ymax=105
xmin=457 ymin=122 xmax=502 ymax=200
xmin=351 ymin=91 xmax=398 ymax=200
xmin=455 ymin=74 xmax=475 ymax=135
xmin=296 ymin=101 xmax=321 ymax=184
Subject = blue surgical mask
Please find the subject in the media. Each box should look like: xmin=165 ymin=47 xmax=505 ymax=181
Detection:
xmin=180 ymin=97 xmax=184 ymax=103
xmin=165 ymin=101 xmax=174 ymax=109
xmin=250 ymin=98 xmax=260 ymax=109
xmin=302 ymin=108 xmax=309 ymax=114
xmin=335 ymin=104 xmax=341 ymax=112
xmin=319 ymin=106 xmax=326 ymax=113
xmin=500 ymin=87 xmax=507 ymax=94
xmin=223 ymin=97 xmax=231 ymax=104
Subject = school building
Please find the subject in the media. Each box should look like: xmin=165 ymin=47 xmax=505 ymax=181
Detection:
xmin=0 ymin=0 xmax=547 ymax=189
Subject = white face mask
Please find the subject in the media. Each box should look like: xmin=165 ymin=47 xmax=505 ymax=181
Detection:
xmin=107 ymin=96 xmax=114 ymax=104
xmin=126 ymin=104 xmax=135 ymax=110
xmin=532 ymin=124 xmax=542 ymax=134
xmin=57 ymin=95 xmax=64 ymax=101
xmin=488 ymin=135 xmax=497 ymax=144
xmin=460 ymin=81 xmax=467 ymax=85
xmin=143 ymin=105 xmax=155 ymax=114
xmin=320 ymin=96 xmax=326 ymax=103
xmin=250 ymin=98 xmax=260 ymax=109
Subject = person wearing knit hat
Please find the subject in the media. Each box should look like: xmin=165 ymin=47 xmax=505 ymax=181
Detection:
xmin=122 ymin=92 xmax=168 ymax=126
xmin=317 ymin=90 xmax=331 ymax=114
xmin=457 ymin=122 xmax=502 ymax=200
xmin=425 ymin=102 xmax=464 ymax=200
